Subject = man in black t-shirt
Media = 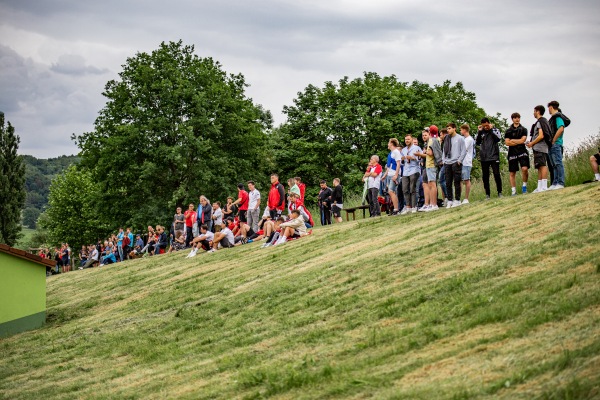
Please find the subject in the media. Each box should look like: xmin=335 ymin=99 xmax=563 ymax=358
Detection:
xmin=317 ymin=180 xmax=333 ymax=225
xmin=504 ymin=112 xmax=530 ymax=195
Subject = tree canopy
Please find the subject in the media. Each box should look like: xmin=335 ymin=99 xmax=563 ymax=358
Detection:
xmin=41 ymin=165 xmax=107 ymax=249
xmin=73 ymin=41 xmax=273 ymax=230
xmin=0 ymin=112 xmax=26 ymax=246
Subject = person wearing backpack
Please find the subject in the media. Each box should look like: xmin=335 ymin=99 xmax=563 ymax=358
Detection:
xmin=547 ymin=100 xmax=567 ymax=190
xmin=475 ymin=117 xmax=503 ymax=199
xmin=527 ymin=105 xmax=551 ymax=192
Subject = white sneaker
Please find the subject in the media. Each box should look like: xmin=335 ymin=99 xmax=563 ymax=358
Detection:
xmin=430 ymin=205 xmax=439 ymax=211
xmin=207 ymin=249 xmax=215 ymax=253
xmin=418 ymin=205 xmax=429 ymax=212
xmin=461 ymin=199 xmax=469 ymax=204
xmin=189 ymin=250 xmax=197 ymax=258
xmin=548 ymin=184 xmax=557 ymax=190
xmin=400 ymin=208 xmax=410 ymax=215
xmin=411 ymin=208 xmax=417 ymax=213
xmin=553 ymin=184 xmax=564 ymax=190
xmin=446 ymin=202 xmax=452 ymax=209
xmin=451 ymin=200 xmax=461 ymax=208
xmin=532 ymin=188 xmax=541 ymax=193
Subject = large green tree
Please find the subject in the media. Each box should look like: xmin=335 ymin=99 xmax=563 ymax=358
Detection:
xmin=41 ymin=165 xmax=107 ymax=250
xmin=73 ymin=40 xmax=272 ymax=230
xmin=274 ymin=74 xmax=504 ymax=201
xmin=0 ymin=112 xmax=26 ymax=246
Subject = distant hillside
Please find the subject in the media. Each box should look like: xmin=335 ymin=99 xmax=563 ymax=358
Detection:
xmin=21 ymin=155 xmax=79 ymax=228
xmin=1 ymin=184 xmax=599 ymax=399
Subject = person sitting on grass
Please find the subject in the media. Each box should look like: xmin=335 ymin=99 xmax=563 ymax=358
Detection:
xmin=168 ymin=231 xmax=187 ymax=254
xmin=141 ymin=228 xmax=156 ymax=256
xmin=153 ymin=225 xmax=168 ymax=255
xmin=79 ymin=244 xmax=99 ymax=269
xmin=261 ymin=217 xmax=286 ymax=248
xmin=100 ymin=243 xmax=117 ymax=266
xmin=274 ymin=209 xmax=308 ymax=246
xmin=208 ymin=218 xmax=236 ymax=253
xmin=187 ymin=224 xmax=215 ymax=257
xmin=289 ymin=192 xmax=314 ymax=229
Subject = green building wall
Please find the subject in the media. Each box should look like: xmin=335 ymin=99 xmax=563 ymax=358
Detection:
xmin=0 ymin=252 xmax=46 ymax=337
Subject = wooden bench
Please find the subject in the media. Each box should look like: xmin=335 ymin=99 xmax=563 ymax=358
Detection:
xmin=344 ymin=205 xmax=369 ymax=221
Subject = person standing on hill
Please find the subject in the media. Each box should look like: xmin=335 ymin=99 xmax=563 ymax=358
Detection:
xmin=460 ymin=124 xmax=475 ymax=204
xmin=268 ymin=174 xmax=286 ymax=219
xmin=232 ymin=183 xmax=249 ymax=223
xmin=363 ymin=155 xmax=382 ymax=217
xmin=184 ymin=203 xmax=196 ymax=248
xmin=547 ymin=100 xmax=566 ymax=190
xmin=330 ymin=178 xmax=344 ymax=223
xmin=400 ymin=134 xmax=421 ymax=214
xmin=476 ymin=117 xmax=503 ymax=199
xmin=442 ymin=123 xmax=467 ymax=208
xmin=173 ymin=206 xmax=185 ymax=235
xmin=294 ymin=177 xmax=306 ymax=203
xmin=382 ymin=138 xmax=402 ymax=215
xmin=527 ymin=105 xmax=551 ymax=192
xmin=505 ymin=112 xmax=530 ymax=195
xmin=317 ymin=180 xmax=333 ymax=225
xmin=246 ymin=181 xmax=261 ymax=233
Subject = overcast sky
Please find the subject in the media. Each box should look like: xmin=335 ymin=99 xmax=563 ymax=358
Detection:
xmin=1 ymin=0 xmax=599 ymax=158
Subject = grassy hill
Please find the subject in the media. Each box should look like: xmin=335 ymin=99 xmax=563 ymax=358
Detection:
xmin=1 ymin=184 xmax=600 ymax=399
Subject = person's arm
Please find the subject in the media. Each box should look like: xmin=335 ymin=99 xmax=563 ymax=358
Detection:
xmin=491 ymin=128 xmax=502 ymax=142
xmin=458 ymin=138 xmax=467 ymax=165
xmin=255 ymin=195 xmax=261 ymax=210
xmin=475 ymin=131 xmax=483 ymax=146
xmin=276 ymin=185 xmax=286 ymax=208
xmin=553 ymin=118 xmax=565 ymax=144
xmin=527 ymin=127 xmax=544 ymax=147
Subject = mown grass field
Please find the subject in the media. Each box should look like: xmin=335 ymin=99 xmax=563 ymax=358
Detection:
xmin=1 ymin=184 xmax=600 ymax=399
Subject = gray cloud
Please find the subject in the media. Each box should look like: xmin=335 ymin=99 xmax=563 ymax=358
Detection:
xmin=1 ymin=0 xmax=599 ymax=158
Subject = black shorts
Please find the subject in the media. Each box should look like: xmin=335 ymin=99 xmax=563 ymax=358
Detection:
xmin=238 ymin=209 xmax=247 ymax=223
xmin=220 ymin=237 xmax=234 ymax=248
xmin=594 ymin=153 xmax=600 ymax=164
xmin=508 ymin=153 xmax=530 ymax=172
xmin=533 ymin=151 xmax=547 ymax=168
xmin=331 ymin=205 xmax=342 ymax=218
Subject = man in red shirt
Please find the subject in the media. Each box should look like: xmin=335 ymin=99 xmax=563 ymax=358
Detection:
xmin=184 ymin=203 xmax=196 ymax=248
xmin=232 ymin=183 xmax=249 ymax=223
xmin=268 ymin=173 xmax=286 ymax=219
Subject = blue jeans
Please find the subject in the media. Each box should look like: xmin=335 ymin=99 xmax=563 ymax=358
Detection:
xmin=549 ymin=144 xmax=564 ymax=186
xmin=439 ymin=165 xmax=447 ymax=198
